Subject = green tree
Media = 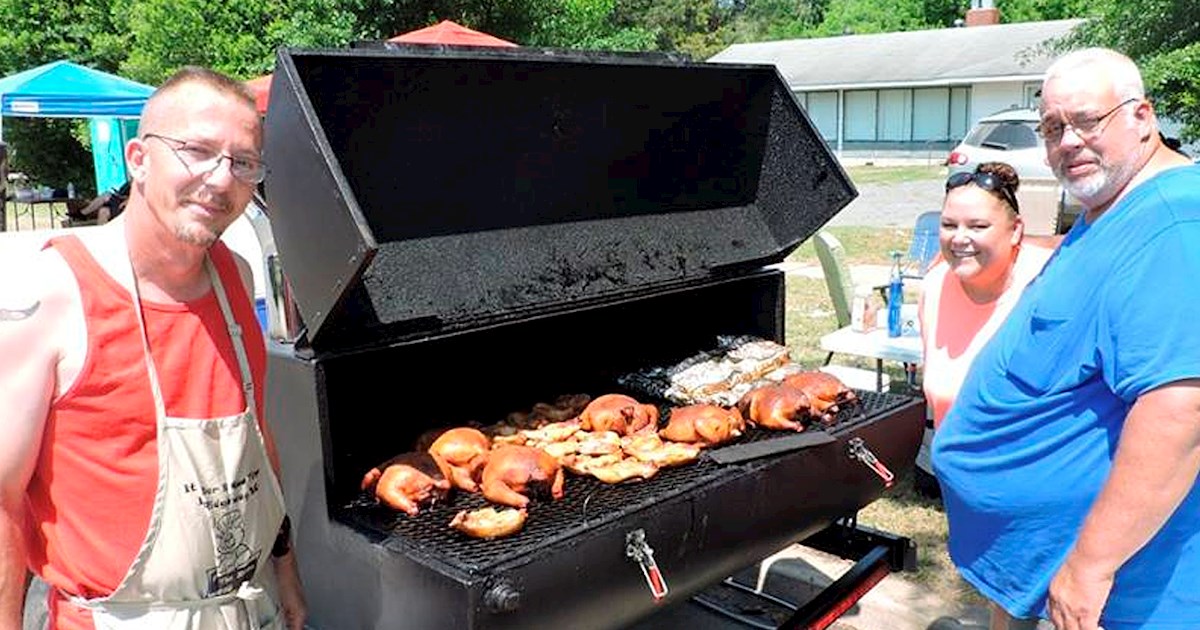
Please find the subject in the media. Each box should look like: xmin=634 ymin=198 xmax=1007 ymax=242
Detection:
xmin=811 ymin=0 xmax=928 ymax=36
xmin=528 ymin=0 xmax=659 ymax=50
xmin=0 ymin=0 xmax=127 ymax=191
xmin=339 ymin=0 xmax=546 ymax=45
xmin=997 ymin=0 xmax=1092 ymax=24
xmin=121 ymin=0 xmax=358 ymax=83
xmin=1060 ymin=0 xmax=1200 ymax=140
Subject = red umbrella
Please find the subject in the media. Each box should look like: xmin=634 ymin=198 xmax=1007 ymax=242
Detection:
xmin=388 ymin=20 xmax=517 ymax=47
xmin=245 ymin=20 xmax=517 ymax=114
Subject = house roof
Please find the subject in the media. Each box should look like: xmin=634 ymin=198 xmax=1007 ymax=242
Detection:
xmin=708 ymin=19 xmax=1084 ymax=91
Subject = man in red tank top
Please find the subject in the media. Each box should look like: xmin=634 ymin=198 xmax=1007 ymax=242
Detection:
xmin=0 ymin=67 xmax=307 ymax=629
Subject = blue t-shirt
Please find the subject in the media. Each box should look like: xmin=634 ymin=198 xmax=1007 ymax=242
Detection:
xmin=932 ymin=164 xmax=1200 ymax=628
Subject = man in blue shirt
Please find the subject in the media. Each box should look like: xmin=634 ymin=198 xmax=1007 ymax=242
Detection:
xmin=933 ymin=48 xmax=1200 ymax=630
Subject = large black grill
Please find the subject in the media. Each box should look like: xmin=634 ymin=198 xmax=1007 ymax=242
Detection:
xmin=260 ymin=45 xmax=925 ymax=630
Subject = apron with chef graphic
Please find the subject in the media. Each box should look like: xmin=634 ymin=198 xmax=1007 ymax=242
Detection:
xmin=68 ymin=257 xmax=286 ymax=630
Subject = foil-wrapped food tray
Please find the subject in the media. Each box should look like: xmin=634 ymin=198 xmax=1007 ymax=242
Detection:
xmin=618 ymin=335 xmax=809 ymax=407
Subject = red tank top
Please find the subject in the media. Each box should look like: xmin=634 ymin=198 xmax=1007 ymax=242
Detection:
xmin=27 ymin=235 xmax=267 ymax=630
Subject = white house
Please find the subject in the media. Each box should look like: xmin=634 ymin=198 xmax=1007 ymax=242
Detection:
xmin=708 ymin=18 xmax=1084 ymax=160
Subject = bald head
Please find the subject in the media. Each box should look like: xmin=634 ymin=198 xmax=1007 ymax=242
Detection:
xmin=141 ymin=67 xmax=258 ymax=135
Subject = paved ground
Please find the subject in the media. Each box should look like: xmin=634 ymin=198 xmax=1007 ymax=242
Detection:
xmin=829 ymin=176 xmax=945 ymax=229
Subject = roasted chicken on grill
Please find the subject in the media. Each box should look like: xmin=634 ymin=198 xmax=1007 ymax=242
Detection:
xmin=737 ymin=384 xmax=812 ymax=432
xmin=658 ymin=404 xmax=744 ymax=446
xmin=428 ymin=427 xmax=491 ymax=493
xmin=782 ymin=371 xmax=858 ymax=425
xmin=481 ymin=445 xmax=565 ymax=508
xmin=578 ymin=394 xmax=659 ymax=436
xmin=449 ymin=507 xmax=528 ymax=539
xmin=360 ymin=452 xmax=452 ymax=516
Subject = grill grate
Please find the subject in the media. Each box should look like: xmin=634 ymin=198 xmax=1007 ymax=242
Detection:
xmin=336 ymin=389 xmax=910 ymax=574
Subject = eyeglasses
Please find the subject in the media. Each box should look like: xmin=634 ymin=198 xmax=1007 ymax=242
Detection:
xmin=945 ymin=170 xmax=1020 ymax=214
xmin=1035 ymin=97 xmax=1140 ymax=143
xmin=143 ymin=133 xmax=266 ymax=184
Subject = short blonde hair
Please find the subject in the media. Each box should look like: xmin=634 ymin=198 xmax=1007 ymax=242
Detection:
xmin=140 ymin=66 xmax=257 ymax=133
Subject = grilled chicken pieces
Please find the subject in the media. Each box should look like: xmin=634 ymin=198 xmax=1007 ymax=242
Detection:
xmin=360 ymin=452 xmax=453 ymax=516
xmin=578 ymin=394 xmax=659 ymax=436
xmin=782 ymin=371 xmax=858 ymax=425
xmin=481 ymin=445 xmax=565 ymax=508
xmin=428 ymin=427 xmax=492 ymax=493
xmin=737 ymin=384 xmax=812 ymax=432
xmin=585 ymin=459 xmax=660 ymax=484
xmin=449 ymin=507 xmax=528 ymax=539
xmin=658 ymin=404 xmax=745 ymax=446
xmin=622 ymin=434 xmax=701 ymax=468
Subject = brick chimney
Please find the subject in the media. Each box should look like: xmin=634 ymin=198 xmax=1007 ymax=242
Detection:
xmin=965 ymin=0 xmax=1000 ymax=26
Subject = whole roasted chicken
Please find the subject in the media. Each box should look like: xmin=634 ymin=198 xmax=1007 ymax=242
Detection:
xmin=737 ymin=384 xmax=812 ymax=432
xmin=360 ymin=452 xmax=453 ymax=516
xmin=658 ymin=404 xmax=744 ymax=447
xmin=481 ymin=445 xmax=565 ymax=508
xmin=782 ymin=371 xmax=858 ymax=425
xmin=578 ymin=394 xmax=660 ymax=436
xmin=428 ymin=427 xmax=491 ymax=493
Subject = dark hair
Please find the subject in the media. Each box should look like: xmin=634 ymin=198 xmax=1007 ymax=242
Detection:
xmin=976 ymin=161 xmax=1020 ymax=196
xmin=945 ymin=161 xmax=1021 ymax=215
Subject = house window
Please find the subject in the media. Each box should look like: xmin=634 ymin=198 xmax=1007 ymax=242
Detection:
xmin=843 ymin=91 xmax=877 ymax=141
xmin=913 ymin=88 xmax=950 ymax=141
xmin=950 ymin=86 xmax=971 ymax=141
xmin=1023 ymin=83 xmax=1041 ymax=108
xmin=878 ymin=89 xmax=913 ymax=141
xmin=800 ymin=91 xmax=839 ymax=142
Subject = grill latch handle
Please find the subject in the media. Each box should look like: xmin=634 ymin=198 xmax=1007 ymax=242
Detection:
xmin=847 ymin=437 xmax=895 ymax=488
xmin=625 ymin=529 xmax=669 ymax=601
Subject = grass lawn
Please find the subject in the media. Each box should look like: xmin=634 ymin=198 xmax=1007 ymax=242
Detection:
xmin=783 ymin=222 xmax=982 ymax=609
xmin=3 ymin=200 xmax=71 ymax=231
xmin=844 ymin=164 xmax=946 ymax=185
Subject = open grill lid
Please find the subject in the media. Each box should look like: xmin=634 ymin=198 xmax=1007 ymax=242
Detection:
xmin=262 ymin=47 xmax=856 ymax=352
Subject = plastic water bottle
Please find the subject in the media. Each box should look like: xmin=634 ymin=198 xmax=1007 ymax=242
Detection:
xmin=887 ymin=251 xmax=904 ymax=338
xmin=850 ymin=285 xmax=871 ymax=332
xmin=67 ymin=182 xmax=75 ymax=199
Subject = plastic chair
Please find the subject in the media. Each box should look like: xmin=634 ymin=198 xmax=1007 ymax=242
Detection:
xmin=904 ymin=211 xmax=941 ymax=279
xmin=813 ymin=231 xmax=854 ymax=329
xmin=813 ymin=231 xmax=893 ymax=392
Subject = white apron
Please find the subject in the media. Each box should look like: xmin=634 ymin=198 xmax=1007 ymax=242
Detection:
xmin=68 ymin=257 xmax=286 ymax=630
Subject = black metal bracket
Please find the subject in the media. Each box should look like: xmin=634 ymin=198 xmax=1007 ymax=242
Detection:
xmin=778 ymin=518 xmax=916 ymax=630
xmin=691 ymin=518 xmax=916 ymax=630
xmin=800 ymin=516 xmax=916 ymax=574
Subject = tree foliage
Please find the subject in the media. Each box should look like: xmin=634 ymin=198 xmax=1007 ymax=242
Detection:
xmin=2 ymin=0 xmax=1163 ymax=189
xmin=1060 ymin=0 xmax=1200 ymax=140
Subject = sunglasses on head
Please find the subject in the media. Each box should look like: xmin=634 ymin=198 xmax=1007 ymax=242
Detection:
xmin=945 ymin=170 xmax=1020 ymax=214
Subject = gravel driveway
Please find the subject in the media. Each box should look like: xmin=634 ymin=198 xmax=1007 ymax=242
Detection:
xmin=828 ymin=176 xmax=945 ymax=228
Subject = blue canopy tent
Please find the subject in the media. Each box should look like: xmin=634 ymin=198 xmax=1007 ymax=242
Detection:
xmin=0 ymin=60 xmax=154 ymax=193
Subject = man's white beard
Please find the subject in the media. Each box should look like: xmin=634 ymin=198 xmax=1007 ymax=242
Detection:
xmin=1058 ymin=147 xmax=1143 ymax=210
